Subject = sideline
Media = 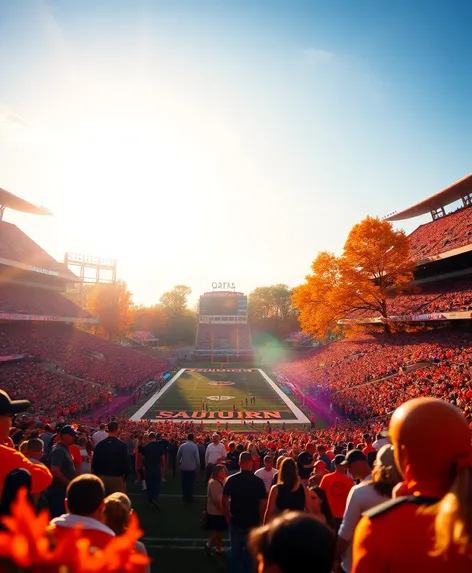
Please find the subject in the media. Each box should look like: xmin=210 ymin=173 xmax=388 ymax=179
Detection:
xmin=130 ymin=368 xmax=186 ymax=421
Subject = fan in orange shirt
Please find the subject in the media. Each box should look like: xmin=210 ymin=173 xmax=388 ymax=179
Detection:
xmin=361 ymin=433 xmax=376 ymax=456
xmin=319 ymin=455 xmax=354 ymax=527
xmin=0 ymin=390 xmax=52 ymax=499
xmin=352 ymin=397 xmax=472 ymax=573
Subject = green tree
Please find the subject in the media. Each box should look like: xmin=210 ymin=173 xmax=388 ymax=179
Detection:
xmin=160 ymin=285 xmax=192 ymax=316
xmin=248 ymin=284 xmax=298 ymax=339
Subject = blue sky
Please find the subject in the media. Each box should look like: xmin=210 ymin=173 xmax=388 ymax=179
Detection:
xmin=1 ymin=1 xmax=471 ymax=305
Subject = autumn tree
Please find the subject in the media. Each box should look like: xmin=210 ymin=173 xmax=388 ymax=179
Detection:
xmin=249 ymin=284 xmax=299 ymax=339
xmin=293 ymin=217 xmax=414 ymax=340
xmin=133 ymin=305 xmax=168 ymax=338
xmin=85 ymin=281 xmax=134 ymax=341
xmin=160 ymin=285 xmax=192 ymax=316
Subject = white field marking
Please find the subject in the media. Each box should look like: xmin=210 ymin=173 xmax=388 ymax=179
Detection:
xmin=130 ymin=368 xmax=186 ymax=421
xmin=256 ymin=369 xmax=310 ymax=424
xmin=132 ymin=368 xmax=310 ymax=424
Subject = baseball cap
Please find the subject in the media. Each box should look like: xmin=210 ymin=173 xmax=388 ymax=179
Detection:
xmin=340 ymin=449 xmax=367 ymax=466
xmin=334 ymin=454 xmax=345 ymax=465
xmin=314 ymin=460 xmax=326 ymax=468
xmin=264 ymin=454 xmax=274 ymax=463
xmin=60 ymin=425 xmax=79 ymax=436
xmin=0 ymin=390 xmax=30 ymax=416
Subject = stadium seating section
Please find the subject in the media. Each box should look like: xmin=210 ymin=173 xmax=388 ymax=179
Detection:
xmin=348 ymin=275 xmax=472 ymax=320
xmin=277 ymin=330 xmax=472 ymax=421
xmin=409 ymin=205 xmax=472 ymax=260
xmin=0 ymin=283 xmax=93 ymax=318
xmin=0 ymin=324 xmax=167 ymax=417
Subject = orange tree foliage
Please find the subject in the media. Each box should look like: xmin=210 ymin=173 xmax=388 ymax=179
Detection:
xmin=0 ymin=488 xmax=149 ymax=572
xmin=85 ymin=281 xmax=134 ymax=341
xmin=293 ymin=217 xmax=414 ymax=340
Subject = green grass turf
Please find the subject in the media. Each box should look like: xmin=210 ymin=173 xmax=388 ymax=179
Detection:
xmin=129 ymin=475 xmax=228 ymax=573
xmin=141 ymin=369 xmax=299 ymax=420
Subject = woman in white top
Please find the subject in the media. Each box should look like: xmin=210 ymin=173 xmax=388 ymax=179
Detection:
xmin=78 ymin=437 xmax=92 ymax=474
xmin=205 ymin=464 xmax=228 ymax=555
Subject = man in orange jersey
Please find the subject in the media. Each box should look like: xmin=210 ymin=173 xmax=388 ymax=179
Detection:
xmin=0 ymin=390 xmax=52 ymax=499
xmin=48 ymin=474 xmax=115 ymax=549
xmin=319 ymin=455 xmax=354 ymax=530
xmin=352 ymin=397 xmax=472 ymax=573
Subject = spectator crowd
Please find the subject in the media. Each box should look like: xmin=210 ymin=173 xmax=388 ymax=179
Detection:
xmin=0 ymin=387 xmax=470 ymax=573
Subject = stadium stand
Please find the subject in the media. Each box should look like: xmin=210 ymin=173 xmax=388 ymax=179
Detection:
xmin=0 ymin=323 xmax=168 ymax=414
xmin=409 ymin=205 xmax=472 ymax=261
xmin=0 ymin=221 xmax=76 ymax=277
xmin=277 ymin=330 xmax=472 ymax=421
xmin=0 ymin=283 xmax=93 ymax=318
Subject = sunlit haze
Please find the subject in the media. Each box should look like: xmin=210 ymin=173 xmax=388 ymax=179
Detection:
xmin=1 ymin=0 xmax=471 ymax=305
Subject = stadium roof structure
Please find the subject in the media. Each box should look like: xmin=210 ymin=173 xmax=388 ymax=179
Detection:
xmin=0 ymin=187 xmax=51 ymax=219
xmin=386 ymin=173 xmax=472 ymax=222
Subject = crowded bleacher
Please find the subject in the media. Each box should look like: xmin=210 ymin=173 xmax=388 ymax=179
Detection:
xmin=409 ymin=204 xmax=472 ymax=260
xmin=0 ymin=324 xmax=168 ymax=417
xmin=0 ymin=282 xmax=93 ymax=318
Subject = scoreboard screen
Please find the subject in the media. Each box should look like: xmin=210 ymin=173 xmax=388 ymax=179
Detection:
xmin=200 ymin=295 xmax=247 ymax=316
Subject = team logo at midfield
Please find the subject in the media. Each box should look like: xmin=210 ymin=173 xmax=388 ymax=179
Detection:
xmin=208 ymin=381 xmax=234 ymax=386
xmin=206 ymin=396 xmax=235 ymax=401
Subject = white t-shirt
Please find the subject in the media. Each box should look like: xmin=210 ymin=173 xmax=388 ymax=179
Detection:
xmin=254 ymin=467 xmax=277 ymax=493
xmin=338 ymin=477 xmax=385 ymax=573
xmin=92 ymin=430 xmax=108 ymax=446
xmin=80 ymin=447 xmax=92 ymax=474
xmin=205 ymin=442 xmax=227 ymax=465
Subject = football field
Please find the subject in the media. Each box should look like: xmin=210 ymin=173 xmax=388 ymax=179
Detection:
xmin=131 ymin=368 xmax=310 ymax=424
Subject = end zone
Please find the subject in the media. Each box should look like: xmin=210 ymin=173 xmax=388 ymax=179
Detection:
xmin=130 ymin=368 xmax=310 ymax=424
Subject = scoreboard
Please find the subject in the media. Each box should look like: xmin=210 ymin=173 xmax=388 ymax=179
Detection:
xmin=199 ymin=294 xmax=247 ymax=316
xmin=199 ymin=292 xmax=248 ymax=324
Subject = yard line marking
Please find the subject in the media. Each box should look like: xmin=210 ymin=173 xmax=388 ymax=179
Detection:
xmin=257 ymin=369 xmax=310 ymax=424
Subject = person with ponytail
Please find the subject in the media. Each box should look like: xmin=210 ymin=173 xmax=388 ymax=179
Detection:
xmin=352 ymin=397 xmax=472 ymax=572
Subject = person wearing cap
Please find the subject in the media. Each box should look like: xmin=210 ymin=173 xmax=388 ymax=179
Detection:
xmin=0 ymin=390 xmax=52 ymax=501
xmin=335 ymin=449 xmax=383 ymax=573
xmin=254 ymin=455 xmax=277 ymax=493
xmin=47 ymin=425 xmax=79 ymax=518
xmin=310 ymin=460 xmax=329 ymax=486
xmin=352 ymin=397 xmax=472 ymax=573
xmin=319 ymin=454 xmax=355 ymax=530
xmin=92 ymin=421 xmax=130 ymax=494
